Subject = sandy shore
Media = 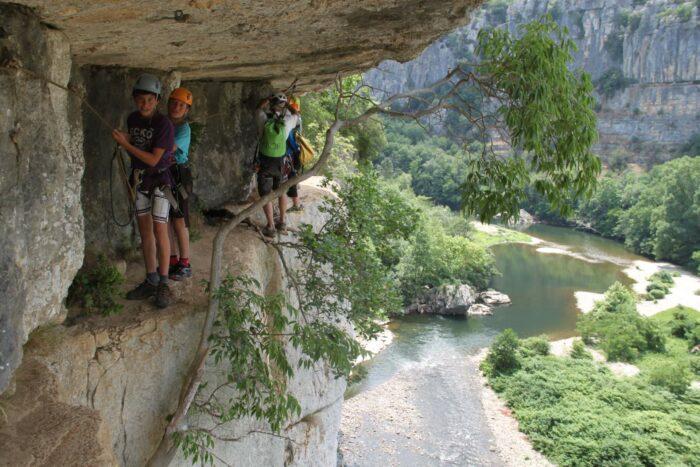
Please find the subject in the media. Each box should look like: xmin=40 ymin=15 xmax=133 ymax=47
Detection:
xmin=624 ymin=260 xmax=700 ymax=316
xmin=471 ymin=350 xmax=553 ymax=467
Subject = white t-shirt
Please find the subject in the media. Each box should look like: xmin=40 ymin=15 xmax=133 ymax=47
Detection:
xmin=256 ymin=108 xmax=300 ymax=139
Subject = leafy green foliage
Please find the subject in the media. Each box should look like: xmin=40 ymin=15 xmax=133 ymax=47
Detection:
xmin=481 ymin=328 xmax=521 ymax=375
xmin=66 ymin=255 xmax=123 ymax=316
xmin=577 ymin=282 xmax=665 ymax=361
xmin=679 ymin=132 xmax=700 ymax=157
xmin=647 ymin=361 xmax=692 ymax=395
xmin=292 ymin=167 xmax=419 ymax=339
xmin=595 ymin=68 xmax=636 ymax=98
xmin=465 ymin=17 xmax=600 ymax=222
xmin=530 ymin=157 xmax=700 ymax=269
xmin=520 ymin=334 xmax=551 ymax=358
xmin=570 ymin=340 xmax=593 ymax=360
xmin=485 ymin=352 xmax=700 ymax=467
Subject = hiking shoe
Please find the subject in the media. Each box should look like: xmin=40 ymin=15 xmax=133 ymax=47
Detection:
xmin=126 ymin=280 xmax=157 ymax=300
xmin=156 ymin=283 xmax=170 ymax=308
xmin=262 ymin=225 xmax=276 ymax=237
xmin=275 ymin=221 xmax=287 ymax=233
xmin=287 ymin=204 xmax=304 ymax=213
xmin=170 ymin=263 xmax=192 ymax=281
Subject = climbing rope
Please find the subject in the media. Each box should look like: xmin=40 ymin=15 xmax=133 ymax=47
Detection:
xmin=109 ymin=145 xmax=136 ymax=227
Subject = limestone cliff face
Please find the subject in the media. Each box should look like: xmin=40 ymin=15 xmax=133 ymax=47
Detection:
xmin=0 ymin=0 xmax=485 ymax=397
xmin=365 ymin=0 xmax=700 ymax=160
xmin=1 ymin=183 xmax=347 ymax=466
xmin=10 ymin=0 xmax=481 ymax=89
xmin=0 ymin=4 xmax=85 ymax=392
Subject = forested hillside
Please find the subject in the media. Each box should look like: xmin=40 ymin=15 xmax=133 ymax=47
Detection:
xmin=365 ymin=0 xmax=700 ymax=164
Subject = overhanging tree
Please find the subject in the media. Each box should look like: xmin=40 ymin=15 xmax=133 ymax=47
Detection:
xmin=147 ymin=16 xmax=601 ymax=465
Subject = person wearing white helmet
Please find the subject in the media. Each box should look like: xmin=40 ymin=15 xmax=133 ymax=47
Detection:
xmin=111 ymin=73 xmax=176 ymax=308
xmin=255 ymin=92 xmax=300 ymax=237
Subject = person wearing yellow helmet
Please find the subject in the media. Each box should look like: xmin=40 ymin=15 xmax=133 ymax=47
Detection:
xmin=167 ymin=87 xmax=194 ymax=281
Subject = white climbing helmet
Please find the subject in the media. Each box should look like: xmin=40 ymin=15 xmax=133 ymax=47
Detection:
xmin=270 ymin=92 xmax=288 ymax=106
xmin=133 ymin=73 xmax=162 ymax=96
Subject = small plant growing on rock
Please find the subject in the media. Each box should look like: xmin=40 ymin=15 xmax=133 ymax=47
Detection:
xmin=67 ymin=255 xmax=124 ymax=316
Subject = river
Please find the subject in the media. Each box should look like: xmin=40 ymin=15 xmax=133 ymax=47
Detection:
xmin=339 ymin=225 xmax=648 ymax=467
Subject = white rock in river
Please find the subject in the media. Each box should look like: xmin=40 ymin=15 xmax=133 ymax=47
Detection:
xmin=479 ymin=289 xmax=512 ymax=306
xmin=468 ymin=304 xmax=494 ymax=316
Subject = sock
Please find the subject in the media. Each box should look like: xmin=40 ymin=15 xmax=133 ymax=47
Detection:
xmin=170 ymin=255 xmax=179 ymax=267
xmin=146 ymin=271 xmax=159 ymax=286
xmin=179 ymin=258 xmax=190 ymax=267
xmin=159 ymin=274 xmax=169 ymax=285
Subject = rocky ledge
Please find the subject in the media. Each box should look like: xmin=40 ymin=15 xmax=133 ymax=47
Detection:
xmin=405 ymin=285 xmax=511 ymax=317
xmin=11 ymin=0 xmax=482 ymax=88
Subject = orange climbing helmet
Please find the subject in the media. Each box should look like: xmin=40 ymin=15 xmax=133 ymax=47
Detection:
xmin=289 ymin=95 xmax=301 ymax=112
xmin=169 ymin=87 xmax=193 ymax=106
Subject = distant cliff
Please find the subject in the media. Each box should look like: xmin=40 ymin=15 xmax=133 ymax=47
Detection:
xmin=365 ymin=0 xmax=700 ymax=162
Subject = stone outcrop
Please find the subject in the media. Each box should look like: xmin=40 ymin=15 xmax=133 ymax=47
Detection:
xmin=0 ymin=183 xmax=347 ymax=466
xmin=0 ymin=0 xmax=486 ymax=396
xmin=10 ymin=0 xmax=481 ymax=89
xmin=0 ymin=4 xmax=84 ymax=392
xmin=405 ymin=284 xmax=511 ymax=316
xmin=365 ymin=0 xmax=700 ymax=161
xmin=479 ymin=289 xmax=512 ymax=306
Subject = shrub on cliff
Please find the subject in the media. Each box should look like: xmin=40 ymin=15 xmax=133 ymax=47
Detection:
xmin=66 ymin=255 xmax=123 ymax=316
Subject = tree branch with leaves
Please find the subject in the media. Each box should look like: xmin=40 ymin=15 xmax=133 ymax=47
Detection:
xmin=146 ymin=16 xmax=600 ymax=466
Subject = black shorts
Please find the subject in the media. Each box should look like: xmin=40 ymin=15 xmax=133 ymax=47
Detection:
xmin=170 ymin=164 xmax=192 ymax=227
xmin=257 ymin=153 xmax=286 ymax=197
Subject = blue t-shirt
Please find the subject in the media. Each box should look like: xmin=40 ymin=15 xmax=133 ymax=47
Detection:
xmin=173 ymin=121 xmax=191 ymax=165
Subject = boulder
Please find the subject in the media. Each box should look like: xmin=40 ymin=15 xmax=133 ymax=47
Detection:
xmin=406 ymin=284 xmax=477 ymax=316
xmin=467 ymin=303 xmax=493 ymax=316
xmin=479 ymin=289 xmax=512 ymax=306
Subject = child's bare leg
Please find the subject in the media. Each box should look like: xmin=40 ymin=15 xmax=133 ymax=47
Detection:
xmin=263 ymin=201 xmax=274 ymax=228
xmin=172 ymin=217 xmax=189 ymax=260
xmin=137 ymin=214 xmax=157 ymax=273
xmin=153 ymin=221 xmax=170 ymax=277
xmin=168 ymin=221 xmax=178 ymax=257
xmin=278 ymin=195 xmax=287 ymax=224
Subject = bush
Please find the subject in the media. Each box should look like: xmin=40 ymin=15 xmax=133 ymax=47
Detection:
xmin=67 ymin=255 xmax=124 ymax=316
xmin=483 ymin=329 xmax=521 ymax=375
xmin=690 ymin=357 xmax=700 ymax=376
xmin=483 ymin=354 xmax=700 ymax=466
xmin=647 ymin=287 xmax=667 ymax=300
xmin=687 ymin=326 xmax=700 ymax=350
xmin=650 ymin=270 xmax=675 ymax=285
xmin=520 ymin=335 xmax=550 ymax=357
xmin=570 ymin=340 xmax=593 ymax=360
xmin=647 ymin=362 xmax=691 ymax=395
xmin=670 ymin=309 xmax=698 ymax=339
xmin=578 ymin=282 xmax=666 ymax=361
xmin=595 ymin=68 xmax=636 ymax=98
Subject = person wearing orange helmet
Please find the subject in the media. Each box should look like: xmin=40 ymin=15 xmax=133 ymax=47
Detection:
xmin=167 ymin=87 xmax=194 ymax=281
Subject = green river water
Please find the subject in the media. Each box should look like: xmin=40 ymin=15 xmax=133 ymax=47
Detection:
xmin=340 ymin=225 xmax=648 ymax=466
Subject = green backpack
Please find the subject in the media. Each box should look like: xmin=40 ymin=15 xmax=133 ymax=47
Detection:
xmin=259 ymin=113 xmax=287 ymax=157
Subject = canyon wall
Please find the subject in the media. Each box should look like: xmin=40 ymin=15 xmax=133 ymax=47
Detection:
xmin=365 ymin=0 xmax=700 ymax=161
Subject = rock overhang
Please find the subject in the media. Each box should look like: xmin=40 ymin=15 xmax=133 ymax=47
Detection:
xmin=11 ymin=0 xmax=482 ymax=90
